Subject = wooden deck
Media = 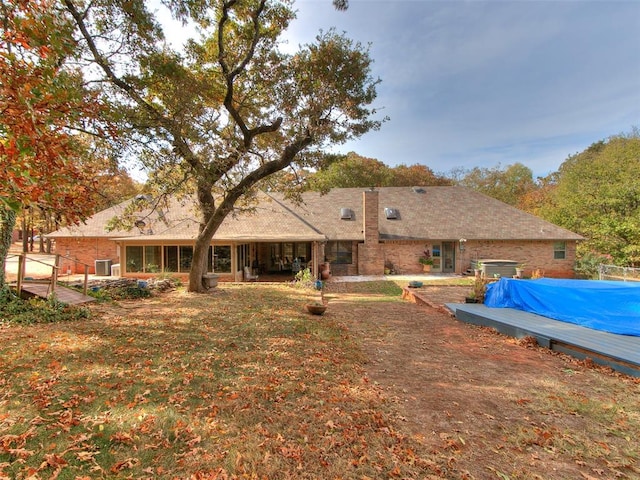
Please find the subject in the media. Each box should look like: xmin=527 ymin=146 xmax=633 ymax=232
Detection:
xmin=446 ymin=303 xmax=640 ymax=377
xmin=18 ymin=283 xmax=95 ymax=305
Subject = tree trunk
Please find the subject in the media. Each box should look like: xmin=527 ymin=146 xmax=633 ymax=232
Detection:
xmin=189 ymin=232 xmax=213 ymax=293
xmin=0 ymin=208 xmax=17 ymax=287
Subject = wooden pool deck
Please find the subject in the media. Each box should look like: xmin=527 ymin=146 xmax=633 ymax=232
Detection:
xmin=446 ymin=303 xmax=640 ymax=377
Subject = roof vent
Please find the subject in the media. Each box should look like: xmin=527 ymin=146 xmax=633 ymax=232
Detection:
xmin=384 ymin=207 xmax=399 ymax=220
xmin=340 ymin=207 xmax=353 ymax=220
xmin=412 ymin=186 xmax=426 ymax=194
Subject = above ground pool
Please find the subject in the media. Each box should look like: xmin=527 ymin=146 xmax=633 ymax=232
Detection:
xmin=484 ymin=278 xmax=640 ymax=336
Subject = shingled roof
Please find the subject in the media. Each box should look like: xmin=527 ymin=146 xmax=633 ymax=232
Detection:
xmin=48 ymin=191 xmax=325 ymax=242
xmin=48 ymin=186 xmax=582 ymax=242
xmin=269 ymin=186 xmax=583 ymax=241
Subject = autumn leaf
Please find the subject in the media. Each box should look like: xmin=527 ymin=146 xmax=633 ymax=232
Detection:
xmin=110 ymin=458 xmax=138 ymax=473
xmin=110 ymin=432 xmax=134 ymax=444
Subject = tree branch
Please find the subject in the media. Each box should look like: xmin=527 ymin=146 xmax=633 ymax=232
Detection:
xmin=218 ymin=0 xmax=281 ymax=148
xmin=200 ymin=133 xmax=314 ymax=240
xmin=62 ymin=0 xmax=201 ymax=173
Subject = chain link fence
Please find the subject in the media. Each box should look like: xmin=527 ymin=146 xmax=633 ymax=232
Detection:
xmin=599 ymin=264 xmax=640 ymax=282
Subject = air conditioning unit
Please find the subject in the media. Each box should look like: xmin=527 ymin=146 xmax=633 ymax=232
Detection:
xmin=111 ymin=263 xmax=121 ymax=277
xmin=95 ymin=259 xmax=112 ymax=276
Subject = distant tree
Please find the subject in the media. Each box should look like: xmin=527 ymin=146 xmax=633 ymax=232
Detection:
xmin=0 ymin=0 xmax=102 ymax=285
xmin=62 ymin=0 xmax=384 ymax=292
xmin=308 ymin=152 xmax=391 ymax=190
xmin=517 ymin=171 xmax=558 ymax=217
xmin=93 ymin=163 xmax=142 ymax=212
xmin=539 ymin=129 xmax=640 ymax=266
xmin=333 ymin=0 xmax=349 ymax=9
xmin=19 ymin=144 xmax=141 ymax=253
xmin=308 ymin=152 xmax=449 ymax=190
xmin=449 ymin=163 xmax=537 ymax=207
xmin=388 ymin=164 xmax=451 ymax=187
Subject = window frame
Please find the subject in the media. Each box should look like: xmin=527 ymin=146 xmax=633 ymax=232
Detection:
xmin=553 ymin=241 xmax=567 ymax=260
xmin=326 ymin=240 xmax=353 ymax=265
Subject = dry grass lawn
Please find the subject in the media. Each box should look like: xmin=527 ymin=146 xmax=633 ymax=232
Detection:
xmin=0 ymin=280 xmax=638 ymax=479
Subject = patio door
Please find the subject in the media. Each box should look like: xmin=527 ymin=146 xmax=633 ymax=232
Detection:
xmin=442 ymin=241 xmax=456 ymax=273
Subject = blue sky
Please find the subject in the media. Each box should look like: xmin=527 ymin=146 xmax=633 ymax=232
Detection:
xmin=282 ymin=0 xmax=640 ymax=177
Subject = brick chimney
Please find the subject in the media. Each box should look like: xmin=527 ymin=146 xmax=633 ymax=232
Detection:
xmin=363 ymin=188 xmax=379 ymax=244
xmin=358 ymin=188 xmax=384 ymax=275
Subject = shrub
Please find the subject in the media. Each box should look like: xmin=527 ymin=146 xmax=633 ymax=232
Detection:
xmin=0 ymin=286 xmax=91 ymax=325
xmin=291 ymin=268 xmax=318 ymax=290
xmin=575 ymin=252 xmax=611 ymax=279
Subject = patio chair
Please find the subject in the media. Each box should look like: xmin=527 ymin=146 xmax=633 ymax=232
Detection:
xmin=244 ymin=266 xmax=259 ymax=282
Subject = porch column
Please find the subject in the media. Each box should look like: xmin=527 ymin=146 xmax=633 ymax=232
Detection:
xmin=312 ymin=242 xmax=319 ymax=279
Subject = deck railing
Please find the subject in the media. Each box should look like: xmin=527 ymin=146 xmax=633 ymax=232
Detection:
xmin=7 ymin=253 xmax=90 ymax=297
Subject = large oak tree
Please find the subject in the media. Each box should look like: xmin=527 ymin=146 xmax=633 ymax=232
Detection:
xmin=62 ymin=0 xmax=384 ymax=292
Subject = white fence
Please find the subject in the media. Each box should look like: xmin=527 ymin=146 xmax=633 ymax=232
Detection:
xmin=599 ymin=264 xmax=640 ymax=282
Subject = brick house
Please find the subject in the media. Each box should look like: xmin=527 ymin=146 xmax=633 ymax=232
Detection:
xmin=47 ymin=186 xmax=583 ymax=281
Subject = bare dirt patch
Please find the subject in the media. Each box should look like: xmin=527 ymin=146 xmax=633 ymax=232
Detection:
xmin=325 ymin=282 xmax=640 ymax=479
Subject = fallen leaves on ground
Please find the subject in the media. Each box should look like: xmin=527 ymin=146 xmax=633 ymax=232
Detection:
xmin=0 ymin=284 xmax=446 ymax=479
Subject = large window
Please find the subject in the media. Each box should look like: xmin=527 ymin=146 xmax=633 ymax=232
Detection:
xmin=125 ymin=245 xmax=164 ymax=273
xmin=145 ymin=246 xmax=161 ymax=272
xmin=326 ymin=241 xmax=353 ymax=264
xmin=126 ymin=244 xmax=221 ymax=274
xmin=180 ymin=246 xmax=193 ymax=271
xmin=126 ymin=246 xmax=144 ymax=272
xmin=208 ymin=245 xmax=231 ymax=273
xmin=163 ymin=245 xmax=193 ymax=273
xmin=164 ymin=246 xmax=178 ymax=272
xmin=554 ymin=241 xmax=566 ymax=260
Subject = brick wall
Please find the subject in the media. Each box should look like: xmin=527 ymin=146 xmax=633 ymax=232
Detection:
xmin=460 ymin=240 xmax=577 ymax=278
xmin=54 ymin=237 xmax=119 ymax=274
xmin=381 ymin=239 xmax=576 ymax=277
xmin=382 ymin=241 xmax=425 ymax=274
xmin=357 ymin=243 xmax=385 ymax=275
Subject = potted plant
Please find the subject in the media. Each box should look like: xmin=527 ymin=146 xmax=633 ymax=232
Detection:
xmin=515 ymin=263 xmax=526 ymax=278
xmin=306 ymin=301 xmax=327 ymax=315
xmin=384 ymin=260 xmax=394 ymax=275
xmin=419 ymin=250 xmax=434 ymax=272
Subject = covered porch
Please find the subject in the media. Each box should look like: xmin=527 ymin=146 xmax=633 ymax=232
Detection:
xmin=116 ymin=236 xmax=327 ymax=283
xmin=236 ymin=240 xmax=326 ymax=281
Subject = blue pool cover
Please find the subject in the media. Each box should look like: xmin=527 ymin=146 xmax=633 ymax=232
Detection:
xmin=484 ymin=278 xmax=640 ymax=336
